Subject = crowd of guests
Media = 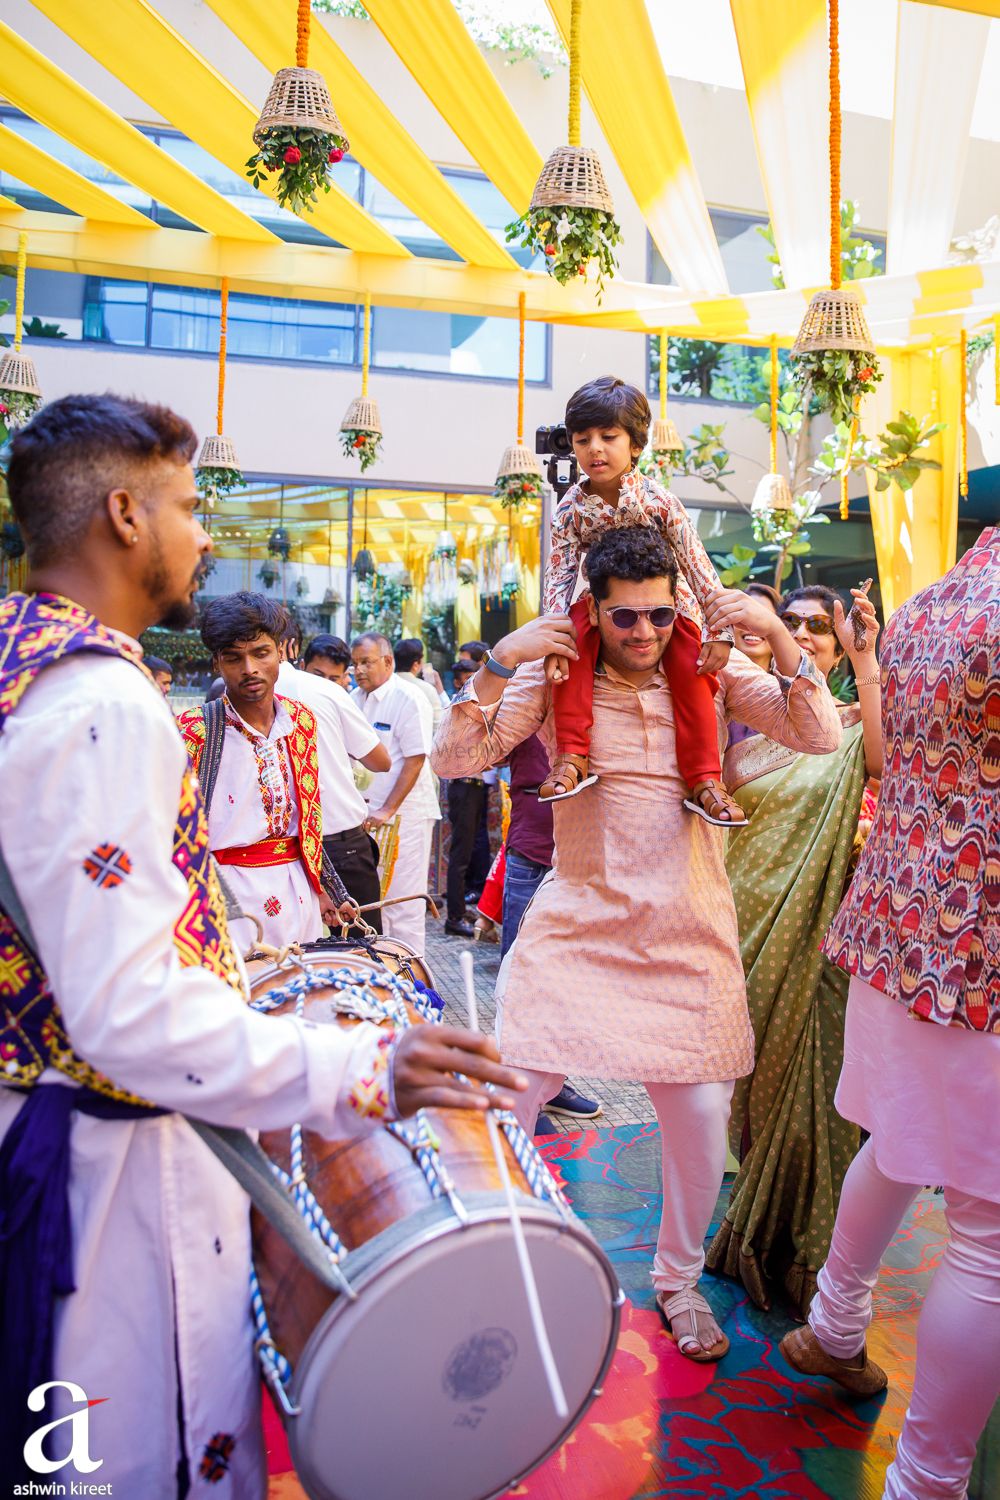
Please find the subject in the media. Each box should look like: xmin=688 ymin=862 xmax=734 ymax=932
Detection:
xmin=0 ymin=385 xmax=994 ymax=1500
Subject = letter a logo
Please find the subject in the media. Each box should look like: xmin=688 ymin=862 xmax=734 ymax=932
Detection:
xmin=23 ymin=1381 xmax=106 ymax=1475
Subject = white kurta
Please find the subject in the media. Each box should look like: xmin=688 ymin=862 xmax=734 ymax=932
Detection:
xmin=275 ymin=661 xmax=379 ymax=834
xmin=209 ymin=696 xmax=322 ymax=948
xmin=0 ymin=652 xmax=394 ymax=1498
xmin=353 ymin=678 xmax=441 ymax=954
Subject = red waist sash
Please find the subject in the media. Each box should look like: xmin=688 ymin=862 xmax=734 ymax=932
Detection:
xmin=213 ymin=836 xmax=301 ymax=869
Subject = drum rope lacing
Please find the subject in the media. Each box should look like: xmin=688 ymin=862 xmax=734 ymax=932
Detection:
xmin=246 ymin=962 xmax=569 ymax=1396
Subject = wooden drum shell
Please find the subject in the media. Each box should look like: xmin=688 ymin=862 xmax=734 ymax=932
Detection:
xmin=246 ymin=950 xmax=531 ymax=1377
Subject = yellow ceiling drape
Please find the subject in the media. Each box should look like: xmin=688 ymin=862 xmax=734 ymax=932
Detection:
xmin=362 ymin=0 xmax=542 ymax=213
xmin=886 ymin=1 xmax=988 ymax=276
xmin=545 ymin=0 xmax=728 ymax=294
xmin=0 ymin=19 xmax=277 ymax=243
xmin=864 ymin=344 xmax=962 ymax=617
xmin=0 ymin=121 xmax=154 ymax=226
xmin=29 ymin=0 xmax=408 ymax=258
xmin=202 ymin=0 xmax=516 ymax=268
xmin=729 ymin=0 xmax=830 ymax=292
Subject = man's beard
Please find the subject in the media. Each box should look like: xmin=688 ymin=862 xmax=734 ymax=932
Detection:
xmin=145 ymin=531 xmax=205 ymax=630
xmin=597 ymin=627 xmax=668 ymax=677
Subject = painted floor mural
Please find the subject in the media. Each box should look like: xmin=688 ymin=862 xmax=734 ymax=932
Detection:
xmin=265 ymin=1122 xmax=999 ymax=1499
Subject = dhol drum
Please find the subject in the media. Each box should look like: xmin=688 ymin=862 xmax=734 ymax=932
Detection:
xmin=246 ymin=944 xmax=622 ymax=1500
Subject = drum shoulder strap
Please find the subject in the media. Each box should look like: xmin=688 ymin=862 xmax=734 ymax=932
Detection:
xmin=321 ymin=848 xmax=350 ymax=908
xmin=198 ymin=697 xmax=227 ymax=816
xmin=0 ymin=839 xmax=347 ymax=1296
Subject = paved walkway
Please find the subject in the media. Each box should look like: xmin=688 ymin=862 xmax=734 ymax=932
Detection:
xmin=424 ymin=921 xmax=654 ymax=1132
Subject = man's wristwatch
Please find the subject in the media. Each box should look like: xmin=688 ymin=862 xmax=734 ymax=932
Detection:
xmin=482 ymin=649 xmax=517 ymax=679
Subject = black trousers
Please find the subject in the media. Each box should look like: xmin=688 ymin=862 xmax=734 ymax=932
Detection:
xmin=323 ymin=825 xmax=383 ymax=935
xmin=467 ymin=796 xmax=493 ymax=893
xmin=446 ymin=780 xmax=487 ymax=921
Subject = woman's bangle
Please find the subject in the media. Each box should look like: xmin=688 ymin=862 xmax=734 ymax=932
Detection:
xmin=855 ymin=671 xmax=881 ymax=687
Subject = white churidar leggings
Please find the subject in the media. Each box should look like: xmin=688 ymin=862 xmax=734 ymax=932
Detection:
xmin=381 ymin=816 xmax=436 ymax=956
xmin=808 ymin=1138 xmax=1000 ymax=1500
xmin=514 ymin=1069 xmax=734 ymax=1290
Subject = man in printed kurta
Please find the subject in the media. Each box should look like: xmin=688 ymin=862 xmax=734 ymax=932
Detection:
xmin=178 ymin=593 xmax=354 ymax=949
xmin=0 ymin=395 xmax=524 ymax=1495
xmin=432 ymin=526 xmax=843 ymax=1361
xmin=781 ymin=527 xmax=1000 ymax=1500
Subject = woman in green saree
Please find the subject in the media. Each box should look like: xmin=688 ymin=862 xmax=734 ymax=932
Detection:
xmin=705 ymin=584 xmax=883 ymax=1319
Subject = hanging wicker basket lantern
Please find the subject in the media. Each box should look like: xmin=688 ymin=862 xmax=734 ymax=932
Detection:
xmin=268 ymin=526 xmax=292 ymax=560
xmin=752 ymin=473 xmax=794 ymax=513
xmin=529 ymin=145 xmax=614 ymax=215
xmin=0 ymin=350 xmax=41 ymax=399
xmin=253 ymin=68 xmax=348 ymax=148
xmin=339 ymin=394 xmax=382 ymax=436
xmin=196 ymin=433 xmax=241 ymax=471
xmin=792 ymin=288 xmax=874 ymax=357
xmin=651 ymin=417 xmax=682 ymax=453
xmin=353 ymin=547 xmax=375 ymax=581
xmin=496 ymin=442 xmax=542 ymax=481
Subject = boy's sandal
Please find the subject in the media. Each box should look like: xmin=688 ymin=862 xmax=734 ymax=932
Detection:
xmin=779 ymin=1326 xmax=888 ymax=1397
xmin=538 ymin=755 xmax=598 ymax=802
xmin=656 ymin=1287 xmax=730 ymax=1363
xmin=683 ymin=779 xmax=749 ymax=827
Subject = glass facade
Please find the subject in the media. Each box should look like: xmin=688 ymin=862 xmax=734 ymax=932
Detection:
xmin=2 ymin=270 xmax=549 ymax=383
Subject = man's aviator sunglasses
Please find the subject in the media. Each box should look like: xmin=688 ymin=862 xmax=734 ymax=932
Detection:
xmin=780 ymin=610 xmax=836 ymax=637
xmin=601 ymin=603 xmax=677 ymax=630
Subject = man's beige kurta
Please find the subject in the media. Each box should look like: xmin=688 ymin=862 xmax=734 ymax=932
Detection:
xmin=431 ymin=648 xmax=842 ymax=1082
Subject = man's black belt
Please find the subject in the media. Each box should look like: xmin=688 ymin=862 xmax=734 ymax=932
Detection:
xmin=325 ymin=822 xmax=368 ymax=840
xmin=450 ymin=776 xmax=484 ymax=786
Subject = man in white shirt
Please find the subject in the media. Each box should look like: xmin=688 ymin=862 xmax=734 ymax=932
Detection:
xmin=393 ymin=637 xmax=446 ymax=730
xmin=352 ymin=632 xmax=441 ymax=956
xmin=0 ymin=393 xmax=526 ymax=1496
xmin=303 ymin=632 xmax=353 ymax=689
xmin=278 ymin=621 xmax=389 ymax=929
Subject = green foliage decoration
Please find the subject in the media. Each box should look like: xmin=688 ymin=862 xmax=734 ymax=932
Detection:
xmin=494 ymin=472 xmax=544 ymax=509
xmin=505 ymin=206 xmax=622 ymax=298
xmin=340 ymin=428 xmax=382 ymax=472
xmin=196 ymin=465 xmax=245 ymax=504
xmin=246 ymin=125 xmax=348 ymax=215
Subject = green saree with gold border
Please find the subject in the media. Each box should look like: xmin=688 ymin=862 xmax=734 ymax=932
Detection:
xmin=705 ymin=706 xmax=867 ymax=1318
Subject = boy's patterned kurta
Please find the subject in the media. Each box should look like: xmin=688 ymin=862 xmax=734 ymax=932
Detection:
xmin=823 ymin=527 xmax=1000 ymax=1032
xmin=543 ymin=467 xmax=734 ymax=644
xmin=431 ymin=647 xmax=842 ymax=1081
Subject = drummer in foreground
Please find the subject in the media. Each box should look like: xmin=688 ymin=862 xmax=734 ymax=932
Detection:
xmin=0 ymin=394 xmax=526 ymax=1497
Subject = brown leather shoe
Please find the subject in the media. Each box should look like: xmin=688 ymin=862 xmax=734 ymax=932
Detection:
xmin=780 ymin=1325 xmax=888 ymax=1397
xmin=538 ymin=754 xmax=597 ymax=801
xmin=684 ymin=778 xmax=749 ymax=827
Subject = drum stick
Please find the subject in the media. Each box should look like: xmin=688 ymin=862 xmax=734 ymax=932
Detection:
xmin=459 ymin=950 xmax=569 ymax=1420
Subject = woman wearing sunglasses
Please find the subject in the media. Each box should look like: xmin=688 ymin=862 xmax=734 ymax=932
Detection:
xmin=705 ymin=580 xmax=883 ymax=1319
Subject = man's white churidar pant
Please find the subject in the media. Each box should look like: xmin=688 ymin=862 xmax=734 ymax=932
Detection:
xmin=515 ymin=1069 xmax=734 ymax=1289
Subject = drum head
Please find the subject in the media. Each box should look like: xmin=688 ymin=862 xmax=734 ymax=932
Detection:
xmin=287 ymin=1207 xmax=619 ymax=1500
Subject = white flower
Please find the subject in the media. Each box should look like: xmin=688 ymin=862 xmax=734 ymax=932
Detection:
xmin=555 ymin=215 xmax=572 ymax=241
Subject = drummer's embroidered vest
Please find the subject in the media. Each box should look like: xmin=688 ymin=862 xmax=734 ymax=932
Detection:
xmin=178 ymin=698 xmax=325 ymax=892
xmin=0 ymin=593 xmax=245 ymax=1103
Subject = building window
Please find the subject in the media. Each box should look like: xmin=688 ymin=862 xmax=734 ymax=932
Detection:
xmin=1 ymin=272 xmax=552 ymax=384
xmin=649 ymin=209 xmax=778 ymax=295
xmin=372 ymin=307 xmax=547 ymax=380
xmin=147 ymin=285 xmax=357 ymax=364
